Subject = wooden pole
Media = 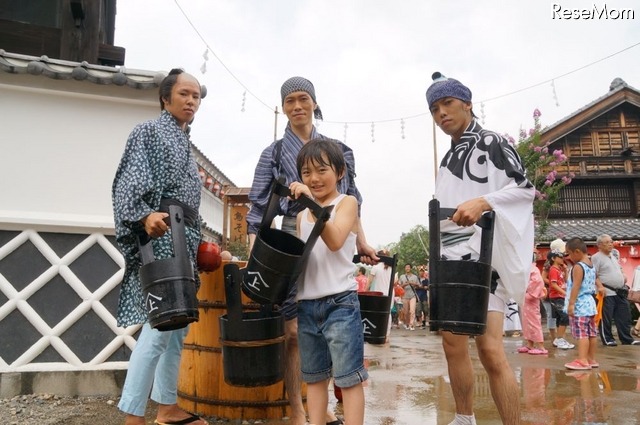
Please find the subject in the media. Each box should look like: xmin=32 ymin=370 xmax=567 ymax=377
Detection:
xmin=273 ymin=106 xmax=279 ymax=142
xmin=432 ymin=117 xmax=438 ymax=182
xmin=222 ymin=194 xmax=229 ymax=250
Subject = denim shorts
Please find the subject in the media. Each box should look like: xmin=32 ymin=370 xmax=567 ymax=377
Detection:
xmin=297 ymin=291 xmax=368 ymax=388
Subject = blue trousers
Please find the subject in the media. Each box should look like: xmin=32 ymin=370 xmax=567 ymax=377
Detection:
xmin=118 ymin=323 xmax=190 ymax=416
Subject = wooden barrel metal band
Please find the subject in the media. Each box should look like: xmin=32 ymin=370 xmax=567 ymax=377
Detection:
xmin=198 ymin=300 xmax=262 ymax=310
xmin=219 ymin=335 xmax=286 ymax=348
xmin=182 ymin=343 xmax=221 ymax=353
xmin=177 ymin=391 xmax=292 ymax=408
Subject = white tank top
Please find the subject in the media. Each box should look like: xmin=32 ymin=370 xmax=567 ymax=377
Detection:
xmin=297 ymin=194 xmax=357 ymax=300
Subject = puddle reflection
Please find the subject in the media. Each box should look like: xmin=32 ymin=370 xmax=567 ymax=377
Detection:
xmin=362 ymin=353 xmax=639 ymax=424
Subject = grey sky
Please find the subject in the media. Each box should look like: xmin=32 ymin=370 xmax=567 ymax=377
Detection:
xmin=115 ymin=0 xmax=640 ymax=247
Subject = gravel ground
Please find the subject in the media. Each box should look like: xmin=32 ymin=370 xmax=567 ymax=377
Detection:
xmin=0 ymin=394 xmax=282 ymax=425
xmin=0 ymin=394 xmax=124 ymax=425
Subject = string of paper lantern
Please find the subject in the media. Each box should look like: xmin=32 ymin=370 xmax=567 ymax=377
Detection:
xmin=198 ymin=167 xmax=226 ymax=199
xmin=551 ymin=80 xmax=560 ymax=106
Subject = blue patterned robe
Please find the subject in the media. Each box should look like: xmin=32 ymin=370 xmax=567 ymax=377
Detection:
xmin=112 ymin=110 xmax=202 ymax=328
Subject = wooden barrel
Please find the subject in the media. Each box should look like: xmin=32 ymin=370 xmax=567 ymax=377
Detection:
xmin=177 ymin=261 xmax=293 ymax=419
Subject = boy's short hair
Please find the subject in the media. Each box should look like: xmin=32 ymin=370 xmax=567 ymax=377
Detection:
xmin=296 ymin=138 xmax=346 ymax=180
xmin=566 ymin=237 xmax=587 ymax=253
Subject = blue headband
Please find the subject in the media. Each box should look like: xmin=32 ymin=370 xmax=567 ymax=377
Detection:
xmin=281 ymin=76 xmax=323 ymax=120
xmin=426 ymin=73 xmax=472 ymax=108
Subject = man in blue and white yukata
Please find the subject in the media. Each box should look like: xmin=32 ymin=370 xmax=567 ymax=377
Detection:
xmin=427 ymin=73 xmax=534 ymax=425
xmin=247 ymin=76 xmax=377 ymax=425
xmin=113 ymin=69 xmax=208 ymax=425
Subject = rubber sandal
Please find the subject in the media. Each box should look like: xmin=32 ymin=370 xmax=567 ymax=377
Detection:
xmin=327 ymin=419 xmax=344 ymax=425
xmin=517 ymin=346 xmax=530 ymax=353
xmin=564 ymin=359 xmax=591 ymax=370
xmin=528 ymin=348 xmax=548 ymax=355
xmin=154 ymin=414 xmax=207 ymax=425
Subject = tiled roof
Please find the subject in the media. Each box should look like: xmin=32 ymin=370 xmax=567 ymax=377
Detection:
xmin=542 ymin=78 xmax=640 ymax=139
xmin=536 ymin=217 xmax=640 ymax=243
xmin=0 ymin=49 xmax=164 ymax=89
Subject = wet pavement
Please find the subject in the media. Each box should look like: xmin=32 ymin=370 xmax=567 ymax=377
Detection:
xmin=356 ymin=327 xmax=640 ymax=424
xmin=248 ymin=327 xmax=640 ymax=425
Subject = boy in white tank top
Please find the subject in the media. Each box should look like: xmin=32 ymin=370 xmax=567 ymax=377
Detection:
xmin=289 ymin=139 xmax=367 ymax=425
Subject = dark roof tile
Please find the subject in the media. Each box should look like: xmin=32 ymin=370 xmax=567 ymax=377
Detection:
xmin=537 ymin=217 xmax=640 ymax=242
xmin=0 ymin=50 xmax=164 ymax=90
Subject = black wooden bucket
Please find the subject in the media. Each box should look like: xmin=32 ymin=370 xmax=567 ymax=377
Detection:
xmin=353 ymin=254 xmax=397 ymax=344
xmin=241 ymin=181 xmax=333 ymax=305
xmin=242 ymin=228 xmax=305 ymax=304
xmin=358 ymin=291 xmax=391 ymax=344
xmin=139 ymin=205 xmax=198 ymax=331
xmin=428 ymin=199 xmax=495 ymax=336
xmin=221 ymin=263 xmax=285 ymax=387
xmin=429 ymin=260 xmax=492 ymax=335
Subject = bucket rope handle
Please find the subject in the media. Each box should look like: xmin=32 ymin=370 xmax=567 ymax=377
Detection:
xmin=271 ymin=179 xmax=333 ymax=221
xmin=428 ymin=200 xmax=495 ymax=266
xmin=137 ymin=205 xmax=188 ymax=265
xmin=352 ymin=254 xmax=398 ymax=298
xmin=219 ymin=335 xmax=286 ymax=348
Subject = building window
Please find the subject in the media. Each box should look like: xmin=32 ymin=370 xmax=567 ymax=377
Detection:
xmin=0 ymin=0 xmax=61 ymax=28
xmin=552 ymin=182 xmax=633 ymax=217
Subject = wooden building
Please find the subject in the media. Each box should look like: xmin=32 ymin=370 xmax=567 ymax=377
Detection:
xmin=0 ymin=0 xmax=240 ymax=397
xmin=536 ymin=78 xmax=640 ymax=278
xmin=0 ymin=0 xmax=124 ymax=66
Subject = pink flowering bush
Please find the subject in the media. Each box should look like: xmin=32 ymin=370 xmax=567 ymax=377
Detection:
xmin=513 ymin=109 xmax=574 ymax=233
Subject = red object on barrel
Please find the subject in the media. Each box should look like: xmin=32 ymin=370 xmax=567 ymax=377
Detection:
xmin=197 ymin=241 xmax=222 ymax=272
xmin=359 ymin=291 xmax=384 ymax=296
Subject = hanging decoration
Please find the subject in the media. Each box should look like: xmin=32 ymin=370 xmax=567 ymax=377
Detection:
xmin=343 ymin=123 xmax=348 ymax=142
xmin=400 ymin=118 xmax=405 ymax=140
xmin=551 ymin=80 xmax=560 ymax=106
xmin=200 ymin=49 xmax=209 ymax=74
xmin=241 ymin=91 xmax=246 ymax=112
xmin=205 ymin=176 xmax=215 ymax=191
xmin=480 ymin=102 xmax=486 ymax=125
xmin=173 ymin=1 xmax=639 ymax=145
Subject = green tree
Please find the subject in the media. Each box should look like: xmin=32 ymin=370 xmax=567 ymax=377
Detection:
xmin=387 ymin=224 xmax=429 ymax=268
xmin=226 ymin=239 xmax=249 ymax=261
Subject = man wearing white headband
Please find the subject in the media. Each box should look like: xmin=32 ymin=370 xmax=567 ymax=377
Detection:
xmin=427 ymin=72 xmax=535 ymax=425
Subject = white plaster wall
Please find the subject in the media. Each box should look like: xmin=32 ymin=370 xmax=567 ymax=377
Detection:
xmin=200 ymin=189 xmax=224 ymax=236
xmin=0 ymin=80 xmax=158 ymax=234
